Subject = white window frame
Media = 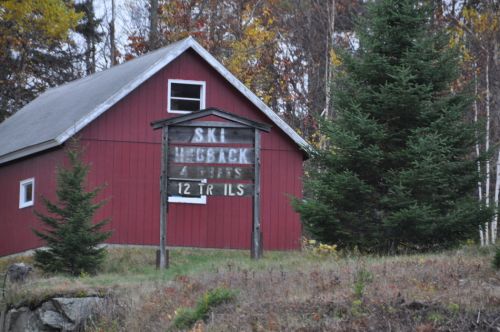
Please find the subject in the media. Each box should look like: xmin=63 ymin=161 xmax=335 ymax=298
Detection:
xmin=167 ymin=79 xmax=206 ymax=114
xmin=168 ymin=179 xmax=207 ymax=204
xmin=19 ymin=178 xmax=35 ymax=209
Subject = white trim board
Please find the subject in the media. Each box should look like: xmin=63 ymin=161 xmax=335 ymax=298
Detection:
xmin=167 ymin=79 xmax=206 ymax=114
xmin=19 ymin=177 xmax=35 ymax=209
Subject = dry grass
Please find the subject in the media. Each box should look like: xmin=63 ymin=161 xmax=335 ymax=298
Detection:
xmin=2 ymin=246 xmax=500 ymax=331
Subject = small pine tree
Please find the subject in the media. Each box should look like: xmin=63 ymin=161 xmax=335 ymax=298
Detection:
xmin=295 ymin=0 xmax=491 ymax=251
xmin=33 ymin=143 xmax=111 ymax=275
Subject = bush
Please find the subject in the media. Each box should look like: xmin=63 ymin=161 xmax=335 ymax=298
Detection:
xmin=171 ymin=287 xmax=235 ymax=330
xmin=493 ymin=247 xmax=500 ymax=270
xmin=302 ymin=238 xmax=339 ymax=258
xmin=353 ymin=268 xmax=373 ymax=300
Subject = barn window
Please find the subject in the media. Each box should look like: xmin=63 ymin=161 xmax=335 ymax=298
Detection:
xmin=168 ymin=179 xmax=207 ymax=204
xmin=19 ymin=178 xmax=35 ymax=208
xmin=168 ymin=79 xmax=206 ymax=114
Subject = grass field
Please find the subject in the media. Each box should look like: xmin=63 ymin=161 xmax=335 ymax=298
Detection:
xmin=1 ymin=245 xmax=500 ymax=331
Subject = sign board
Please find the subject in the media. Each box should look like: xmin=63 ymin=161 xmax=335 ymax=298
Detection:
xmin=151 ymin=108 xmax=271 ymax=267
xmin=168 ymin=181 xmax=253 ymax=197
xmin=169 ymin=126 xmax=254 ymax=144
xmin=169 ymin=146 xmax=254 ymax=164
xmin=168 ymin=142 xmax=253 ymax=196
xmin=168 ymin=165 xmax=253 ymax=180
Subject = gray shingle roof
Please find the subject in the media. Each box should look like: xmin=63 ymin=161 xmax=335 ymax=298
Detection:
xmin=0 ymin=37 xmax=308 ymax=164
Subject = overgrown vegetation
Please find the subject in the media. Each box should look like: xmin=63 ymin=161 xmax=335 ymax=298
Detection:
xmin=33 ymin=142 xmax=111 ymax=276
xmin=2 ymin=246 xmax=499 ymax=331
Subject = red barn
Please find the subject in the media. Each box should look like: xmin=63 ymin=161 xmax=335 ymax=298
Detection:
xmin=0 ymin=37 xmax=308 ymax=257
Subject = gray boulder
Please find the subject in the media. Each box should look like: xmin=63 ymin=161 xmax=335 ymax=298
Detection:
xmin=6 ymin=263 xmax=33 ymax=283
xmin=4 ymin=307 xmax=47 ymax=332
xmin=38 ymin=300 xmax=75 ymax=331
xmin=3 ymin=296 xmax=105 ymax=332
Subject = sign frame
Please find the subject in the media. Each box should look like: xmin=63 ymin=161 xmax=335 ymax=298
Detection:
xmin=152 ymin=108 xmax=271 ymax=268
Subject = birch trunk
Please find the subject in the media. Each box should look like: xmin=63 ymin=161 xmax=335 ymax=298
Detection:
xmin=484 ymin=55 xmax=491 ymax=245
xmin=322 ymin=0 xmax=335 ymax=121
xmin=493 ymin=151 xmax=499 ymax=244
xmin=474 ymin=67 xmax=485 ymax=246
xmin=485 ymin=54 xmax=495 ymax=244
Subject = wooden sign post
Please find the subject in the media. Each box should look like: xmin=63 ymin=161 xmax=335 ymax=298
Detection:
xmin=152 ymin=108 xmax=271 ymax=268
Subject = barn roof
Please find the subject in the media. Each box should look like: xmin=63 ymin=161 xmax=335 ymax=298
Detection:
xmin=0 ymin=37 xmax=309 ymax=165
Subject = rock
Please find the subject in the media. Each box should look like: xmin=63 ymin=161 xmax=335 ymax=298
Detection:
xmin=4 ymin=307 xmax=45 ymax=332
xmin=51 ymin=297 xmax=103 ymax=326
xmin=38 ymin=300 xmax=75 ymax=331
xmin=6 ymin=263 xmax=33 ymax=283
xmin=3 ymin=296 xmax=105 ymax=332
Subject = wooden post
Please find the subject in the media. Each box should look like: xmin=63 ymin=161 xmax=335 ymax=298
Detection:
xmin=159 ymin=127 xmax=169 ymax=269
xmin=252 ymin=129 xmax=262 ymax=259
xmin=156 ymin=249 xmax=169 ymax=269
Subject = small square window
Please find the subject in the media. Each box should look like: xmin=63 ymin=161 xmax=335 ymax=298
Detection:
xmin=168 ymin=79 xmax=206 ymax=114
xmin=168 ymin=179 xmax=207 ymax=204
xmin=19 ymin=178 xmax=35 ymax=208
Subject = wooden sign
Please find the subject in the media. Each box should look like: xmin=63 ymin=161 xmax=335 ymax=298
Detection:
xmin=170 ymin=146 xmax=254 ymax=164
xmin=169 ymin=126 xmax=253 ymax=144
xmin=152 ymin=108 xmax=272 ymax=266
xmin=168 ymin=181 xmax=253 ymax=197
xmin=169 ymin=165 xmax=253 ymax=180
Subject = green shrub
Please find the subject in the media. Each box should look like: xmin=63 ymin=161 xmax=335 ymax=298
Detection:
xmin=353 ymin=268 xmax=373 ymax=300
xmin=171 ymin=288 xmax=236 ymax=330
xmin=493 ymin=247 xmax=500 ymax=270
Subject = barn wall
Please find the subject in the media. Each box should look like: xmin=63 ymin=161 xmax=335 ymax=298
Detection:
xmin=0 ymin=149 xmax=65 ymax=256
xmin=81 ymin=49 xmax=303 ymax=250
xmin=0 ymin=49 xmax=303 ymax=256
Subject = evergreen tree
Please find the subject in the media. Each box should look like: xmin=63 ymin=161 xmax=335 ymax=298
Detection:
xmin=74 ymin=0 xmax=105 ymax=74
xmin=33 ymin=144 xmax=111 ymax=275
xmin=295 ymin=0 xmax=490 ymax=251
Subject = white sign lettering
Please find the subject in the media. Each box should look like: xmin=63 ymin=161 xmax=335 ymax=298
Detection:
xmin=191 ymin=127 xmax=226 ymax=143
xmin=170 ymin=181 xmax=253 ymax=197
xmin=172 ymin=147 xmax=253 ymax=164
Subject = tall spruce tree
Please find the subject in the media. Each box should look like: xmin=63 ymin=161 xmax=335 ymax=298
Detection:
xmin=295 ymin=0 xmax=490 ymax=251
xmin=33 ymin=144 xmax=111 ymax=275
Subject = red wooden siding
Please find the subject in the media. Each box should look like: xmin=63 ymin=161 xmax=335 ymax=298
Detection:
xmin=0 ymin=149 xmax=65 ymax=256
xmin=0 ymin=49 xmax=303 ymax=256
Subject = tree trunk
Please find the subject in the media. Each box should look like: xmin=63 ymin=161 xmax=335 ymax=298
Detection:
xmin=110 ymin=0 xmax=117 ymax=66
xmin=323 ymin=0 xmax=335 ymax=120
xmin=474 ymin=66 xmax=485 ymax=246
xmin=149 ymin=0 xmax=159 ymax=50
xmin=485 ymin=54 xmax=491 ymax=245
xmin=485 ymin=53 xmax=494 ymax=244
xmin=493 ymin=150 xmax=499 ymax=244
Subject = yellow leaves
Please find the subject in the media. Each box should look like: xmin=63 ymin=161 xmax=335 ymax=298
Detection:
xmin=1 ymin=0 xmax=81 ymax=43
xmin=330 ymin=49 xmax=342 ymax=67
xmin=449 ymin=31 xmax=473 ymax=63
xmin=448 ymin=7 xmax=499 ymax=65
xmin=463 ymin=7 xmax=499 ymax=36
xmin=302 ymin=237 xmax=339 ymax=258
xmin=225 ymin=11 xmax=277 ymax=105
xmin=309 ymin=130 xmax=328 ymax=151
